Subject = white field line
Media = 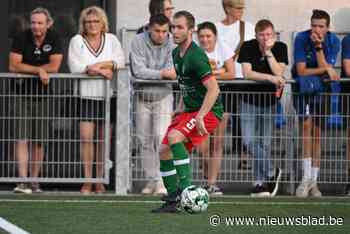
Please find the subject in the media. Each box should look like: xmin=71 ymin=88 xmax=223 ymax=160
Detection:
xmin=1 ymin=199 xmax=350 ymax=206
xmin=0 ymin=217 xmax=30 ymax=234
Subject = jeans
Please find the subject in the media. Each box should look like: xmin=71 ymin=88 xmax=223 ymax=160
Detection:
xmin=135 ymin=94 xmax=173 ymax=181
xmin=240 ymin=101 xmax=275 ymax=183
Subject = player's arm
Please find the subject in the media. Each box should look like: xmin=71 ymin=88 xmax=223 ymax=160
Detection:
xmin=195 ymin=76 xmax=220 ymax=135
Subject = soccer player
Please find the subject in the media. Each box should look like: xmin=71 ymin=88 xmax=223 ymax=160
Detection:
xmin=151 ymin=11 xmax=224 ymax=213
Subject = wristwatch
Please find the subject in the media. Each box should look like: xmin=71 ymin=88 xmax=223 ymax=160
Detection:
xmin=315 ymin=46 xmax=323 ymax=52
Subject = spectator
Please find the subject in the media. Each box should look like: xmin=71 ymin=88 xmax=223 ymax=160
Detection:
xmin=292 ymin=9 xmax=340 ymax=198
xmin=341 ymin=33 xmax=350 ymax=195
xmin=9 ymin=7 xmax=63 ymax=194
xmin=216 ymin=0 xmax=254 ymax=79
xmin=130 ymin=14 xmax=176 ymax=195
xmin=68 ymin=6 xmax=125 ymax=194
xmin=197 ymin=21 xmax=235 ymax=195
xmin=238 ymin=19 xmax=287 ymax=197
xmin=216 ymin=0 xmax=255 ymax=170
xmin=137 ymin=0 xmax=174 ymax=34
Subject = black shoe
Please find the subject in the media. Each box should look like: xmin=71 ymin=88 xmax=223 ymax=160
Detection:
xmin=151 ymin=201 xmax=180 ymax=213
xmin=266 ymin=168 xmax=282 ymax=197
xmin=161 ymin=189 xmax=181 ymax=202
xmin=251 ymin=184 xmax=270 ymax=198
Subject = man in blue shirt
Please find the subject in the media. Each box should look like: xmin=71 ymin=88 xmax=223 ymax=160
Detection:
xmin=341 ymin=34 xmax=350 ymax=196
xmin=293 ymin=9 xmax=340 ymax=198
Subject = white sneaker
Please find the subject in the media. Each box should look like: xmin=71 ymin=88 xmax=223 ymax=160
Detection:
xmin=309 ymin=181 xmax=322 ymax=198
xmin=296 ymin=179 xmax=312 ymax=198
xmin=153 ymin=181 xmax=167 ymax=195
xmin=141 ymin=181 xmax=156 ymax=195
xmin=14 ymin=183 xmax=32 ymax=194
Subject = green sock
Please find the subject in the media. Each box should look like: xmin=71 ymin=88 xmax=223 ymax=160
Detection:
xmin=171 ymin=142 xmax=192 ymax=190
xmin=160 ymin=160 xmax=178 ymax=194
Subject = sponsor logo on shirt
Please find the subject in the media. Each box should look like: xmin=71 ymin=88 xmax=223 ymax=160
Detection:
xmin=43 ymin=44 xmax=52 ymax=52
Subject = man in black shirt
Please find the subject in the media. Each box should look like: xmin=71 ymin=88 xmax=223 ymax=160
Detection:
xmin=9 ymin=7 xmax=63 ymax=194
xmin=237 ymin=19 xmax=288 ymax=197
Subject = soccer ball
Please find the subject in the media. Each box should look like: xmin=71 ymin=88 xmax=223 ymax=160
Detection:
xmin=180 ymin=185 xmax=209 ymax=214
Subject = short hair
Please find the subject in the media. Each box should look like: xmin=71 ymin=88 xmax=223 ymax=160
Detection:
xmin=30 ymin=7 xmax=54 ymax=26
xmin=173 ymin=11 xmax=195 ymax=30
xmin=197 ymin=21 xmax=217 ymax=36
xmin=222 ymin=0 xmax=245 ymax=14
xmin=311 ymin=9 xmax=330 ymax=27
xmin=149 ymin=14 xmax=170 ymax=27
xmin=149 ymin=0 xmax=171 ymax=16
xmin=255 ymin=19 xmax=274 ymax=34
xmin=78 ymin=6 xmax=109 ymax=35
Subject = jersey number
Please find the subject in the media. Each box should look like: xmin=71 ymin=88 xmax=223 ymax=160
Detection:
xmin=186 ymin=118 xmax=196 ymax=131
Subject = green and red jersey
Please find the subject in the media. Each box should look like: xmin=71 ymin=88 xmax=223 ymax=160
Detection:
xmin=172 ymin=42 xmax=223 ymax=119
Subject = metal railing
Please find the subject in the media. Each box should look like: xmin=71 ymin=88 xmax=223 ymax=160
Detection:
xmin=0 ymin=73 xmax=112 ymax=184
xmin=0 ymin=70 xmax=349 ymax=195
xmin=129 ymin=76 xmax=350 ymax=194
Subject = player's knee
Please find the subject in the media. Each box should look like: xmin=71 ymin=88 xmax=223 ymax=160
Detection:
xmin=167 ymin=130 xmax=183 ymax=145
xmin=159 ymin=145 xmax=172 ymax=160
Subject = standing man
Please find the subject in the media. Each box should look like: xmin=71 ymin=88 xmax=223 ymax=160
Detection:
xmin=293 ymin=9 xmax=340 ymax=198
xmin=152 ymin=11 xmax=223 ymax=213
xmin=238 ymin=19 xmax=287 ymax=197
xmin=9 ymin=7 xmax=63 ymax=193
xmin=130 ymin=14 xmax=176 ymax=195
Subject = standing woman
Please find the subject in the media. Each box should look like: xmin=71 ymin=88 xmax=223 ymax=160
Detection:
xmin=68 ymin=6 xmax=125 ymax=194
xmin=197 ymin=22 xmax=235 ymax=195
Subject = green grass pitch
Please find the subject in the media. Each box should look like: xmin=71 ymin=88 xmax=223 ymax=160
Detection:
xmin=0 ymin=195 xmax=349 ymax=234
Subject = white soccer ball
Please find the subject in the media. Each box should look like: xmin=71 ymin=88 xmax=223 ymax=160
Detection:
xmin=180 ymin=185 xmax=209 ymax=214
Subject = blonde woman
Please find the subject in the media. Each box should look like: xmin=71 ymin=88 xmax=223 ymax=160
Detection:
xmin=68 ymin=6 xmax=125 ymax=194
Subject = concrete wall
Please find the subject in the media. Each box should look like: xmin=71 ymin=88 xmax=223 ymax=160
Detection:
xmin=116 ymin=0 xmax=350 ymax=77
xmin=116 ymin=0 xmax=350 ymax=32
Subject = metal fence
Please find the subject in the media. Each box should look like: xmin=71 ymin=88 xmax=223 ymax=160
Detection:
xmin=130 ymin=77 xmax=350 ymax=194
xmin=0 ymin=73 xmax=112 ymax=184
xmin=0 ymin=71 xmax=350 ymax=195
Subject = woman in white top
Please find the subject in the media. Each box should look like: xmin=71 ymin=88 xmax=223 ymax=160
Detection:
xmin=68 ymin=6 xmax=125 ymax=194
xmin=216 ymin=0 xmax=255 ymax=171
xmin=197 ymin=21 xmax=234 ymax=195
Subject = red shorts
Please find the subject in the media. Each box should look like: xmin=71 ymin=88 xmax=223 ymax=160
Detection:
xmin=161 ymin=111 xmax=220 ymax=152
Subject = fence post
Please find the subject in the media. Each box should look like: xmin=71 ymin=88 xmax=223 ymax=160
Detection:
xmin=115 ymin=69 xmax=131 ymax=195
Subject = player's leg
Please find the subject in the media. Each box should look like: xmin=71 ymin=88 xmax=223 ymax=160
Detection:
xmin=158 ymin=143 xmax=178 ymax=194
xmin=167 ymin=129 xmax=191 ymax=191
xmin=152 ymin=94 xmax=173 ymax=195
xmin=151 ymin=143 xmax=181 ymax=213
